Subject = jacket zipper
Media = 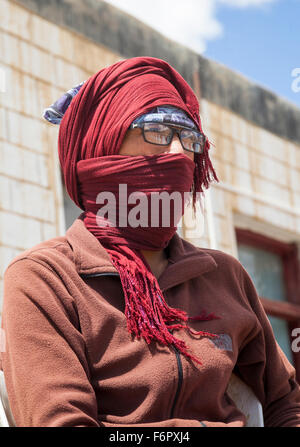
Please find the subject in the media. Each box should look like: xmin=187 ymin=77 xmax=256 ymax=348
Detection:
xmin=81 ymin=271 xmax=184 ymax=420
xmin=80 ymin=272 xmax=120 ymax=279
xmin=170 ymin=345 xmax=183 ymax=419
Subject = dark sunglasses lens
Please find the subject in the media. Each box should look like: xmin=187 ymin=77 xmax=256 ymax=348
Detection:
xmin=143 ymin=123 xmax=172 ymax=145
xmin=181 ymin=130 xmax=205 ymax=153
xmin=142 ymin=123 xmax=205 ymax=153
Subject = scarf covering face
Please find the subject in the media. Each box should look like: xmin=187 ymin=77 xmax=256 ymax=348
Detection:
xmin=58 ymin=57 xmax=219 ymax=365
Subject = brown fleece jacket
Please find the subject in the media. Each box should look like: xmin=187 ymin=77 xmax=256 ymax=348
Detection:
xmin=1 ymin=214 xmax=300 ymax=427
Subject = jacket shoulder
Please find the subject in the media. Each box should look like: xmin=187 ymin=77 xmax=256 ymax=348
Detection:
xmin=198 ymin=246 xmax=243 ymax=272
xmin=180 ymin=235 xmax=244 ymax=275
xmin=4 ymin=235 xmax=75 ymax=277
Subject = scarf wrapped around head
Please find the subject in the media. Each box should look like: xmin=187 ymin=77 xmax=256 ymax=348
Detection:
xmin=57 ymin=56 xmax=219 ymax=365
xmin=58 ymin=57 xmax=218 ymax=210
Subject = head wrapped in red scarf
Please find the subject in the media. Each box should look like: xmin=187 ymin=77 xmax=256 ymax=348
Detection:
xmin=58 ymin=56 xmax=219 ymax=365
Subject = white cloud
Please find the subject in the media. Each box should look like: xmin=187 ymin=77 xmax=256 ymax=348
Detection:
xmin=103 ymin=0 xmax=277 ymax=54
xmin=103 ymin=0 xmax=222 ymax=53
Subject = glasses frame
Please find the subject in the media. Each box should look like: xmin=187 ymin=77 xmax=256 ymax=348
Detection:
xmin=130 ymin=122 xmax=206 ymax=154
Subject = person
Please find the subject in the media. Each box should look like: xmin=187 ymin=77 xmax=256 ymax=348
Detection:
xmin=1 ymin=56 xmax=300 ymax=427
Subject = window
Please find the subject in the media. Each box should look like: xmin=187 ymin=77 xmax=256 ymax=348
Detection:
xmin=63 ymin=185 xmax=82 ymax=230
xmin=60 ymin=167 xmax=82 ymax=230
xmin=236 ymin=229 xmax=300 ymax=383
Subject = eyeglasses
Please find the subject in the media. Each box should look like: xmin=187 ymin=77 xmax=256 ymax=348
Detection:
xmin=130 ymin=122 xmax=206 ymax=154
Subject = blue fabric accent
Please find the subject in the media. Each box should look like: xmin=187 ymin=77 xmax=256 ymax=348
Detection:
xmin=131 ymin=105 xmax=198 ymax=130
xmin=43 ymin=81 xmax=86 ymax=124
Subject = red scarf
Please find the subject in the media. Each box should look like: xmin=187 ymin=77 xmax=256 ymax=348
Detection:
xmin=59 ymin=57 xmax=219 ymax=365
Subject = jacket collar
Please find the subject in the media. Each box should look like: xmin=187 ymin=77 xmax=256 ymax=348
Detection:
xmin=66 ymin=213 xmax=218 ymax=291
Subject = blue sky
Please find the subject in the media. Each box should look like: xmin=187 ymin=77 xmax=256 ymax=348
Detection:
xmin=203 ymin=0 xmax=300 ymax=107
xmin=104 ymin=0 xmax=300 ymax=108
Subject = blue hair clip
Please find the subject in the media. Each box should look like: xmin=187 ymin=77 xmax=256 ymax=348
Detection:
xmin=43 ymin=81 xmax=86 ymax=124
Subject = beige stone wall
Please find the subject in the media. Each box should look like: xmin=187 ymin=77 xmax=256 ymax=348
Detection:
xmin=0 ymin=0 xmax=121 ymax=315
xmin=183 ymin=98 xmax=300 ymax=257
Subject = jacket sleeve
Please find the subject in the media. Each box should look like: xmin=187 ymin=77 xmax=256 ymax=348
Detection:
xmin=235 ymin=262 xmax=300 ymax=427
xmin=1 ymin=257 xmax=100 ymax=427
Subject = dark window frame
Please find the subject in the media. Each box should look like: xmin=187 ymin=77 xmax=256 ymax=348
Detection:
xmin=236 ymin=228 xmax=300 ymax=383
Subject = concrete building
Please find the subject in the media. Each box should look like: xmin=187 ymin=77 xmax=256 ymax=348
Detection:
xmin=0 ymin=0 xmax=300 ymax=379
